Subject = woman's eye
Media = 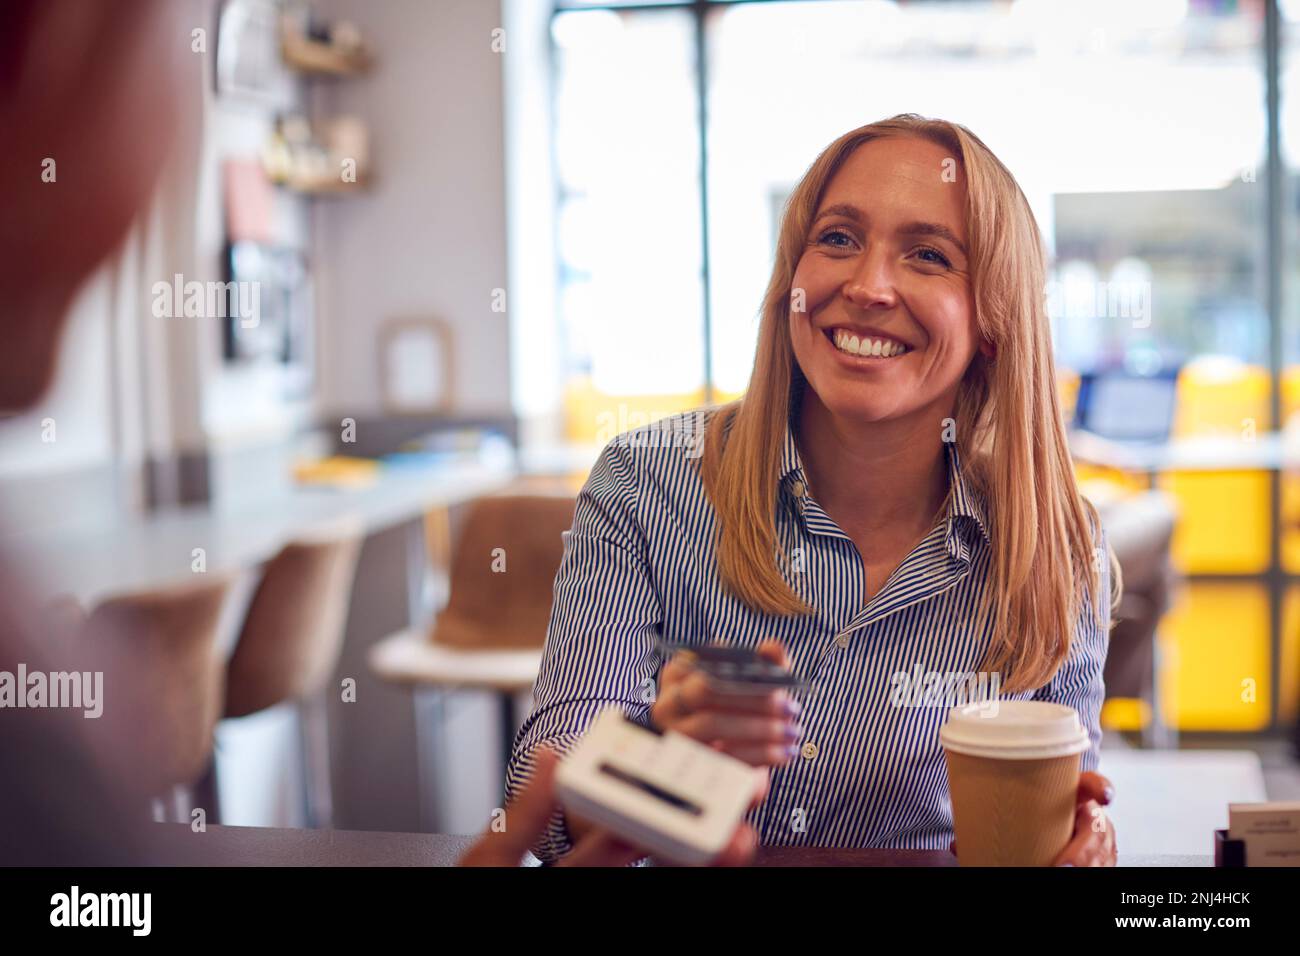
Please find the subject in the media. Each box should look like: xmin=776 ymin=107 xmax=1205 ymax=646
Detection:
xmin=817 ymin=229 xmax=854 ymax=249
xmin=914 ymin=246 xmax=951 ymax=268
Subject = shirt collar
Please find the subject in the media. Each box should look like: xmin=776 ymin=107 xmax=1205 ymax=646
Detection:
xmin=778 ymin=406 xmax=991 ymax=559
xmin=942 ymin=439 xmax=992 ymax=557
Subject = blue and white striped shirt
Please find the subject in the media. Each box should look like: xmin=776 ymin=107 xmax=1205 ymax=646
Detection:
xmin=506 ymin=406 xmax=1108 ymax=861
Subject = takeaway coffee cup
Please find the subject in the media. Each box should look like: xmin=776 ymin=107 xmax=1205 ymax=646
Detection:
xmin=939 ymin=700 xmax=1089 ymax=866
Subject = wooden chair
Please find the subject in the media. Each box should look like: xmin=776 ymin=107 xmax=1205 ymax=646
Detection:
xmin=79 ymin=575 xmax=235 ymax=818
xmin=222 ymin=524 xmax=363 ymax=828
xmin=369 ymin=494 xmax=576 ymax=819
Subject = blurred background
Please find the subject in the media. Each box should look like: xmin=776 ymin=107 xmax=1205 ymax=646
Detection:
xmin=4 ymin=0 xmax=1300 ymax=857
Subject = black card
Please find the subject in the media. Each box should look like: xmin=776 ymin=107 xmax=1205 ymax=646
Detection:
xmin=660 ymin=643 xmax=809 ymax=692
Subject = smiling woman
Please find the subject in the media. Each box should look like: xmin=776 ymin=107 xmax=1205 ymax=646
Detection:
xmin=508 ymin=113 xmax=1122 ymax=867
xmin=704 ymin=115 xmax=1116 ymax=681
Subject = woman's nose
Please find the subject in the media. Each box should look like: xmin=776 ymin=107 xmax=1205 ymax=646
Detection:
xmin=842 ymin=245 xmax=898 ymax=311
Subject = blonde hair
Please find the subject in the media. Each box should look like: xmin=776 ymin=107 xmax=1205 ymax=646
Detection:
xmin=699 ymin=114 xmax=1119 ymax=693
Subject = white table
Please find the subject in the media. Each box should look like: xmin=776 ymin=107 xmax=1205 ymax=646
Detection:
xmin=1069 ymin=429 xmax=1294 ymax=474
xmin=2 ymin=453 xmax=516 ymax=607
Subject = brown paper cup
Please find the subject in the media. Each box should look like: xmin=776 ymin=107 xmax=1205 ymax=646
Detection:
xmin=944 ymin=748 xmax=1081 ymax=866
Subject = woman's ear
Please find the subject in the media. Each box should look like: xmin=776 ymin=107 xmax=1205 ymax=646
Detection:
xmin=978 ymin=340 xmax=996 ymax=362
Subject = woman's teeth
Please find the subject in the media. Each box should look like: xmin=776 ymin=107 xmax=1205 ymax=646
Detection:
xmin=831 ymin=329 xmax=909 ymax=358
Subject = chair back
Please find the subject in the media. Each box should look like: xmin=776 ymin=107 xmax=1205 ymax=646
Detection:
xmin=431 ymin=494 xmax=576 ymax=650
xmin=224 ymin=528 xmax=363 ymax=718
xmin=83 ymin=575 xmax=233 ymax=796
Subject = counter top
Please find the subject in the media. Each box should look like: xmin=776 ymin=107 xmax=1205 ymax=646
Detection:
xmin=146 ymin=824 xmax=1212 ymax=867
xmin=3 ymin=454 xmax=516 ymax=605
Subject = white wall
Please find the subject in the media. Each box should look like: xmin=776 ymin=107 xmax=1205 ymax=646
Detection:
xmin=310 ymin=0 xmax=511 ymax=419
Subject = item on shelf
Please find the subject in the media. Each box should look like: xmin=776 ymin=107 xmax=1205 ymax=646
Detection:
xmin=262 ymin=113 xmax=370 ymax=194
xmin=279 ymin=12 xmax=372 ymax=76
xmin=293 ymin=456 xmax=381 ymax=489
xmin=330 ymin=21 xmax=363 ymax=54
xmin=261 ymin=124 xmax=293 ymax=184
xmin=383 ymin=428 xmax=516 ymax=471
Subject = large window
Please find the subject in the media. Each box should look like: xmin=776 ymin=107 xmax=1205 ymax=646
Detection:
xmin=704 ymin=0 xmax=1265 ymax=395
xmin=553 ymin=0 xmax=1270 ymax=429
xmin=551 ymin=6 xmax=706 ymax=438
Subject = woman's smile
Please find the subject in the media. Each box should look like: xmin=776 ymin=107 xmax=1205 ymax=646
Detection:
xmin=821 ymin=325 xmax=914 ymax=365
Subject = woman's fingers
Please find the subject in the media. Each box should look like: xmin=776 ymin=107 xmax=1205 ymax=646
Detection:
xmin=680 ymin=710 xmax=801 ymax=767
xmin=1078 ymin=771 xmax=1115 ymax=806
xmin=675 ymin=670 xmax=794 ymax=717
xmin=1048 ymin=772 xmax=1118 ymax=866
xmin=658 ymin=654 xmax=692 ymax=688
xmin=1053 ymin=831 xmax=1090 ymax=866
xmin=677 ymin=711 xmax=800 ymax=745
xmin=1053 ymin=801 xmax=1095 ymax=866
xmin=711 ymin=741 xmax=800 ymax=767
xmin=652 ymin=642 xmax=802 ymax=763
xmin=1053 ymin=798 xmax=1116 ymax=866
xmin=755 ymin=638 xmax=790 ymax=669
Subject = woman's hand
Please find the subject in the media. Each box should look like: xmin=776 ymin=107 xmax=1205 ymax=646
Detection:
xmin=458 ymin=748 xmax=760 ymax=867
xmin=649 ymin=639 xmax=802 ymax=768
xmin=1051 ymin=771 xmax=1118 ymax=867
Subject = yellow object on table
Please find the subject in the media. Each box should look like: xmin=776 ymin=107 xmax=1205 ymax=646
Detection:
xmin=293 ymin=456 xmax=381 ymax=489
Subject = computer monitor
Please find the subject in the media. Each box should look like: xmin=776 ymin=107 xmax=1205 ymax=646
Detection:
xmin=1072 ymin=369 xmax=1179 ymax=444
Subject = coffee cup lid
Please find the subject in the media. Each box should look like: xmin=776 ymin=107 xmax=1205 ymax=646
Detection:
xmin=939 ymin=700 xmax=1089 ymax=760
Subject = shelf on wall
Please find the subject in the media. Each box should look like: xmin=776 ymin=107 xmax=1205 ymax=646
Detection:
xmin=281 ymin=31 xmax=372 ymax=77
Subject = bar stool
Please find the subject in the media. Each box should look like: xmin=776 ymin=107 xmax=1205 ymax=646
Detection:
xmin=369 ymin=494 xmax=576 ymax=822
xmin=79 ymin=575 xmax=235 ymax=818
xmin=221 ymin=523 xmax=363 ymax=828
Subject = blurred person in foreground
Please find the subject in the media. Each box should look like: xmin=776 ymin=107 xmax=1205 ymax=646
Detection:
xmin=0 ymin=0 xmax=192 ymax=866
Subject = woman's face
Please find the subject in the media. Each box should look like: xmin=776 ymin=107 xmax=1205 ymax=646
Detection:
xmin=789 ymin=134 xmax=981 ymax=430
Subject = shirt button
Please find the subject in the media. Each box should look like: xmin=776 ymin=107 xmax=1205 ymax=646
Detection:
xmin=801 ymin=742 xmax=818 ymax=760
xmin=835 ymin=634 xmax=849 ymax=649
xmin=791 ymin=480 xmax=806 ymax=498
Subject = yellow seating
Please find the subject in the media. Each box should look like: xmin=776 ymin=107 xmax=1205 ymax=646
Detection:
xmin=1067 ymin=361 xmax=1288 ymax=732
xmin=561 ymin=376 xmax=742 ymax=446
